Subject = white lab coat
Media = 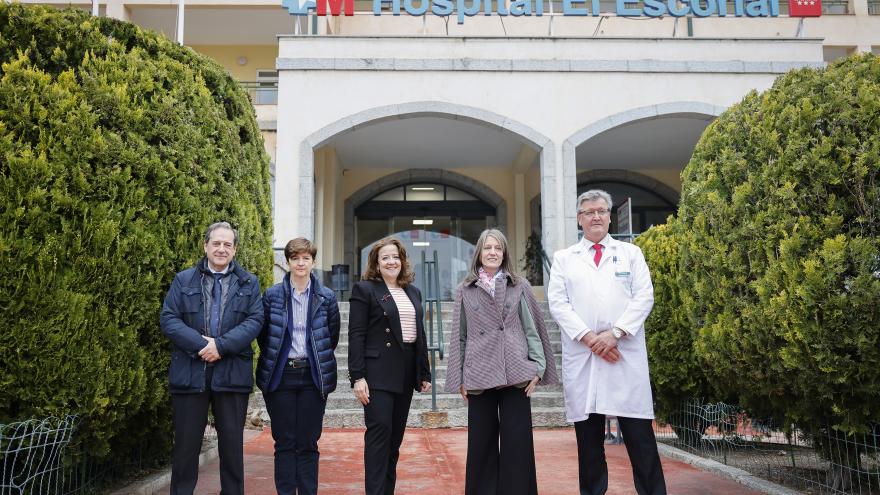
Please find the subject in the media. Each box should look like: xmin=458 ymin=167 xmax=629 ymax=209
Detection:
xmin=548 ymin=235 xmax=656 ymax=422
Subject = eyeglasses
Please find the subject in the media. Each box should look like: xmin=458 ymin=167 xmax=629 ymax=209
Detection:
xmin=578 ymin=209 xmax=610 ymax=217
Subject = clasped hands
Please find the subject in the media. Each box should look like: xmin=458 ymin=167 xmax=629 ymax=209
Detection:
xmin=581 ymin=330 xmax=621 ymax=363
xmin=199 ymin=337 xmax=221 ymax=362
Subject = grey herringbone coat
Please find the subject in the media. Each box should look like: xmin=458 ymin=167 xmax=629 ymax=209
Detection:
xmin=444 ymin=273 xmax=558 ymax=393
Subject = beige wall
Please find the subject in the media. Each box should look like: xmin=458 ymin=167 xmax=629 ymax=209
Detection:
xmin=261 ymin=131 xmax=277 ymax=163
xmin=189 ymin=44 xmax=277 ymax=81
xmin=635 ymin=169 xmax=683 ymax=192
xmin=313 ymin=148 xmax=346 ymax=272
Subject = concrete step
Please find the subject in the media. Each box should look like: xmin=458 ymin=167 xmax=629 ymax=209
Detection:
xmin=332 ymin=340 xmax=565 ymax=358
xmin=250 ymin=389 xmax=565 ymax=412
xmin=331 ymin=377 xmax=565 ymax=393
xmin=335 ymin=322 xmax=563 ymax=343
xmin=336 ymin=301 xmax=556 ymax=321
xmin=319 ymin=407 xmax=569 ymax=428
xmin=333 ymin=356 xmax=565 ymax=379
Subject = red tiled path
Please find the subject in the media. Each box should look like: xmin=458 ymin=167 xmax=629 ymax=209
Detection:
xmin=184 ymin=428 xmax=763 ymax=494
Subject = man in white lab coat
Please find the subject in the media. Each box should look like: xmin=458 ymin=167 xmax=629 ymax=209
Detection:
xmin=548 ymin=189 xmax=666 ymax=495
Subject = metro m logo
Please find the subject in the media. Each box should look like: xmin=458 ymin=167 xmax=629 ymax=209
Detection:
xmin=317 ymin=0 xmax=354 ymax=15
xmin=282 ymin=0 xmax=353 ymax=15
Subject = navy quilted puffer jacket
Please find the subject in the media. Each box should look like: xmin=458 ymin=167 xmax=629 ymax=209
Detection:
xmin=256 ymin=272 xmax=340 ymax=397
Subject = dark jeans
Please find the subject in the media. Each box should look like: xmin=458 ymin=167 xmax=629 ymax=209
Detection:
xmin=264 ymin=365 xmax=327 ymax=495
xmin=465 ymin=386 xmax=538 ymax=495
xmin=171 ymin=366 xmax=249 ymax=495
xmin=574 ymin=414 xmax=667 ymax=495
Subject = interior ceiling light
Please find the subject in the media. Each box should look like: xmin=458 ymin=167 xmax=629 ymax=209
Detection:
xmin=413 ymin=242 xmax=430 ymax=247
xmin=411 ymin=187 xmax=435 ymax=191
xmin=412 ymin=219 xmax=434 ymax=225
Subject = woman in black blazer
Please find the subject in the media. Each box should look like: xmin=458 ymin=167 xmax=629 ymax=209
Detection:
xmin=348 ymin=236 xmax=432 ymax=495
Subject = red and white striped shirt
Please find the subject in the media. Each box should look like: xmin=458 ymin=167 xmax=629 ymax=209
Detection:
xmin=389 ymin=288 xmax=417 ymax=343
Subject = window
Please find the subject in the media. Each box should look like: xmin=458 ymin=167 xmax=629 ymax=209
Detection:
xmin=254 ymin=70 xmax=278 ymax=105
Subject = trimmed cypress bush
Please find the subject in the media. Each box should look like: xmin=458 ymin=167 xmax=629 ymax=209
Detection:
xmin=635 ymin=220 xmax=718 ymax=445
xmin=677 ymin=53 xmax=879 ymax=465
xmin=0 ymin=3 xmax=273 ymax=460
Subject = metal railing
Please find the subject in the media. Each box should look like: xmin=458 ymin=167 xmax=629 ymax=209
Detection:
xmin=1 ymin=415 xmax=78 ymax=495
xmin=420 ymin=249 xmax=445 ymax=411
xmin=540 ymin=246 xmax=552 ymax=276
xmin=239 ymin=81 xmax=278 ymax=105
xmin=654 ymin=399 xmax=880 ymax=494
xmin=2 ymin=415 xmax=168 ymax=495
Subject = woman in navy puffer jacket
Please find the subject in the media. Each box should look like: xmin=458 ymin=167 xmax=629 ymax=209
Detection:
xmin=257 ymin=237 xmax=340 ymax=495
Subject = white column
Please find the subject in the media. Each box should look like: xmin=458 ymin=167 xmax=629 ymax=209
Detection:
xmin=852 ymin=0 xmax=868 ymax=16
xmin=540 ymin=144 xmax=569 ymax=255
xmin=513 ymin=172 xmax=526 ymax=268
xmin=274 ymin=71 xmax=303 ymax=247
xmin=314 ymin=148 xmax=326 ymax=265
xmin=324 ymin=149 xmax=343 ymax=267
xmin=176 ymin=0 xmax=185 ymax=45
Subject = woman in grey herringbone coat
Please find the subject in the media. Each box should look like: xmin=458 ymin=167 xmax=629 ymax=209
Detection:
xmin=445 ymin=228 xmax=559 ymax=495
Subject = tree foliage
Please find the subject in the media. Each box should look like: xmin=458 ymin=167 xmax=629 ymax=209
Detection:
xmin=676 ymin=53 xmax=880 ymax=435
xmin=636 ymin=220 xmax=716 ymax=425
xmin=0 ymin=3 xmax=273 ymax=459
xmin=521 ymin=230 xmax=544 ymax=286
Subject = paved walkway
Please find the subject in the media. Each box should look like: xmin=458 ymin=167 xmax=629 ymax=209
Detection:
xmin=173 ymin=428 xmax=763 ymax=494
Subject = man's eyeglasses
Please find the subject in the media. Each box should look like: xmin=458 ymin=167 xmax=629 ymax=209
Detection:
xmin=578 ymin=209 xmax=610 ymax=217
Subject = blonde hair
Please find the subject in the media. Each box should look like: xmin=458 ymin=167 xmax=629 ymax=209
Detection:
xmin=464 ymin=229 xmax=519 ymax=285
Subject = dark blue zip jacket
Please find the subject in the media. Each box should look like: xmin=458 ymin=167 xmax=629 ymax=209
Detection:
xmin=256 ymin=272 xmax=340 ymax=397
xmin=160 ymin=258 xmax=263 ymax=394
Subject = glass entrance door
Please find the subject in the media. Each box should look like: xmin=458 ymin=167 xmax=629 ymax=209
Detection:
xmin=354 ymin=184 xmax=497 ymax=300
xmin=358 ymin=217 xmax=496 ymax=300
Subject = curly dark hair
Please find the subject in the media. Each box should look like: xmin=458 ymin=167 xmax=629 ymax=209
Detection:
xmin=362 ymin=236 xmax=415 ymax=287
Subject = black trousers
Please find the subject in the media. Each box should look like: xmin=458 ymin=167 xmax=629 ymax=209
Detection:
xmin=264 ymin=366 xmax=326 ymax=495
xmin=574 ymin=414 xmax=667 ymax=495
xmin=362 ymin=345 xmax=416 ymax=495
xmin=465 ymin=386 xmax=538 ymax=495
xmin=170 ymin=366 xmax=249 ymax=495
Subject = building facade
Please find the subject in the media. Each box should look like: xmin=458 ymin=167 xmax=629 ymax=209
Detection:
xmin=26 ymin=0 xmax=880 ymax=291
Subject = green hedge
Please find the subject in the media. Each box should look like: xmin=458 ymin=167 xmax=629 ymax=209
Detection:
xmin=635 ymin=221 xmax=716 ymax=427
xmin=676 ymin=53 xmax=880 ymax=435
xmin=0 ymin=3 xmax=273 ymax=459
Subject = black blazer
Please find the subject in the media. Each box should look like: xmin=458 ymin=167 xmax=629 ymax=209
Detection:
xmin=347 ymin=279 xmax=431 ymax=394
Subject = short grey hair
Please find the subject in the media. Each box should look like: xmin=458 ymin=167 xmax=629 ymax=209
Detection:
xmin=204 ymin=221 xmax=239 ymax=246
xmin=577 ymin=189 xmax=613 ymax=211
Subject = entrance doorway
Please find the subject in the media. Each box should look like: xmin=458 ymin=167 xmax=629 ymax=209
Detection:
xmin=355 ymin=183 xmax=497 ymax=299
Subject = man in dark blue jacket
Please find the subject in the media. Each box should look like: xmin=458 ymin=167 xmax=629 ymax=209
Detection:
xmin=160 ymin=222 xmax=263 ymax=495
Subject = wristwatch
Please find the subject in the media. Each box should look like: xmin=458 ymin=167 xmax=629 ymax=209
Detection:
xmin=611 ymin=327 xmax=625 ymax=339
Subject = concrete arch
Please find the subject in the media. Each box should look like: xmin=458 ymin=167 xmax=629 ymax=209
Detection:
xmin=563 ymin=101 xmax=726 ymax=151
xmin=576 ymin=169 xmax=680 ymax=206
xmin=296 ymin=100 xmax=561 ymax=260
xmin=529 ymin=169 xmax=681 ymax=232
xmin=557 ymin=102 xmax=725 ymax=246
xmin=343 ymin=169 xmax=508 ymax=273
